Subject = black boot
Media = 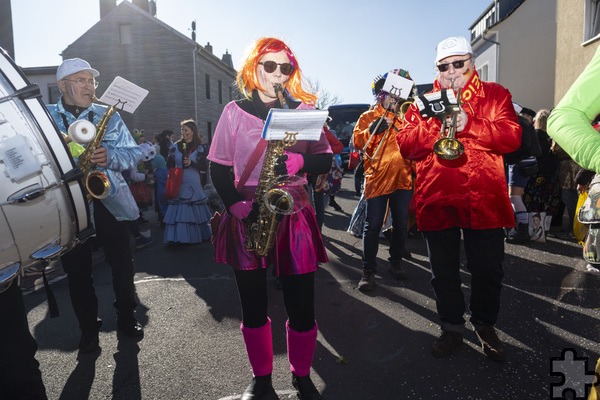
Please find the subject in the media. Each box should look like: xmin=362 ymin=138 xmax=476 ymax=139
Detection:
xmin=241 ymin=375 xmax=278 ymax=400
xmin=506 ymin=223 xmax=529 ymax=245
xmin=292 ymin=374 xmax=322 ymax=400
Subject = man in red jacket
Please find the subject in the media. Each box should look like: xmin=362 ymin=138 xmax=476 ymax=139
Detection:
xmin=397 ymin=36 xmax=521 ymax=362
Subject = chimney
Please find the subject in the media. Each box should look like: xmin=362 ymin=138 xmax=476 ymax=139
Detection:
xmin=222 ymin=50 xmax=233 ymax=68
xmin=205 ymin=42 xmax=213 ymax=54
xmin=99 ymin=0 xmax=116 ymax=19
xmin=148 ymin=0 xmax=156 ymax=16
xmin=0 ymin=0 xmax=15 ymax=60
xmin=132 ymin=0 xmax=149 ymax=12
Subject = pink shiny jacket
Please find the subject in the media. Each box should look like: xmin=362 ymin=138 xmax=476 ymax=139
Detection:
xmin=397 ymin=74 xmax=521 ymax=231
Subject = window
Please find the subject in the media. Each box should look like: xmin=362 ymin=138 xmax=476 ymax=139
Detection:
xmin=207 ymin=121 xmax=212 ymax=143
xmin=229 ymin=86 xmax=233 ymax=101
xmin=48 ymin=84 xmax=60 ymax=104
xmin=205 ymin=73 xmax=210 ymax=99
xmin=119 ymin=24 xmax=132 ymax=45
xmin=585 ymin=0 xmax=600 ymax=42
xmin=218 ymin=80 xmax=223 ymax=104
xmin=478 ymin=64 xmax=489 ymax=81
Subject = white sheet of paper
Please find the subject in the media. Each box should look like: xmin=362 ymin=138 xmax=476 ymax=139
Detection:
xmin=262 ymin=109 xmax=329 ymax=141
xmin=98 ymin=76 xmax=149 ymax=114
xmin=382 ymin=74 xmax=414 ymax=99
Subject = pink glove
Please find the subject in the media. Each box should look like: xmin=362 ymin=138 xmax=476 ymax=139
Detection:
xmin=274 ymin=151 xmax=304 ymax=176
xmin=229 ymin=201 xmax=254 ymax=221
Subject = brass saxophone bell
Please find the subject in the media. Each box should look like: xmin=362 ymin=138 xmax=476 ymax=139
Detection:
xmin=86 ymin=171 xmax=111 ymax=200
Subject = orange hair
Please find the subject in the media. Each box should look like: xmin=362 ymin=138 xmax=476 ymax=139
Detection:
xmin=236 ymin=37 xmax=316 ymax=105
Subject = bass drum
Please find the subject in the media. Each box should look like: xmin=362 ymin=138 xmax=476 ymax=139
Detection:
xmin=0 ymin=48 xmax=93 ymax=292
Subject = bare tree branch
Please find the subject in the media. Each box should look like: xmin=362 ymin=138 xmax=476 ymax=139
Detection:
xmin=304 ymin=77 xmax=341 ymax=109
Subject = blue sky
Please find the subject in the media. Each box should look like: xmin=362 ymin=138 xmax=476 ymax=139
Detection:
xmin=11 ymin=0 xmax=489 ymax=104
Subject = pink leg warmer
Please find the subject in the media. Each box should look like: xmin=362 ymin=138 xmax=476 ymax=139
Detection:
xmin=286 ymin=320 xmax=318 ymax=377
xmin=240 ymin=318 xmax=273 ymax=377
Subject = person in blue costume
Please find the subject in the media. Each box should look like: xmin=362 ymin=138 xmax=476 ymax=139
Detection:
xmin=163 ymin=119 xmax=212 ymax=244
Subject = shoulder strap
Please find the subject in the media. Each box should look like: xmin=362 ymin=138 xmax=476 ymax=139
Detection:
xmin=236 ymin=139 xmax=268 ymax=192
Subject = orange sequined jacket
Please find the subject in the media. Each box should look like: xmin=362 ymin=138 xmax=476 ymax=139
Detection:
xmin=353 ymin=103 xmax=413 ymax=199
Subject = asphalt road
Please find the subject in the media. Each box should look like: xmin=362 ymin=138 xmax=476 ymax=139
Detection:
xmin=21 ymin=176 xmax=600 ymax=400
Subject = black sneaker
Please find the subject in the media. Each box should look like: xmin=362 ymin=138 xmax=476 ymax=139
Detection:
xmin=79 ymin=320 xmax=102 ymax=354
xmin=431 ymin=330 xmax=463 ymax=358
xmin=241 ymin=375 xmax=278 ymax=400
xmin=357 ymin=270 xmax=376 ymax=292
xmin=328 ymin=199 xmax=343 ymax=212
xmin=135 ymin=235 xmax=154 ymax=250
xmin=117 ymin=318 xmax=144 ymax=338
xmin=475 ymin=326 xmax=506 ymax=362
xmin=292 ymin=374 xmax=322 ymax=400
xmin=389 ymin=261 xmax=407 ymax=280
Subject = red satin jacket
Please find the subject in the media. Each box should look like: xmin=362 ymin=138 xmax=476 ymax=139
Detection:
xmin=397 ymin=73 xmax=521 ymax=231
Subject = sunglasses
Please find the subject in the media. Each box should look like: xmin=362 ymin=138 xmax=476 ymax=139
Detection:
xmin=436 ymin=57 xmax=471 ymax=72
xmin=258 ymin=61 xmax=294 ymax=75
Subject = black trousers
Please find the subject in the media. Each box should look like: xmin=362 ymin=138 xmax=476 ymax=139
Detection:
xmin=61 ymin=200 xmax=137 ymax=331
xmin=0 ymin=281 xmax=47 ymax=399
xmin=422 ymin=227 xmax=505 ymax=330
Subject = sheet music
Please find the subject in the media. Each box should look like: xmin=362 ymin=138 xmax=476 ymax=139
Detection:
xmin=98 ymin=76 xmax=149 ymax=114
xmin=262 ymin=109 xmax=329 ymax=141
xmin=382 ymin=73 xmax=414 ymax=99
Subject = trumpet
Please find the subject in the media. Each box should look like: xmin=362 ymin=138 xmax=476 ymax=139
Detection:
xmin=363 ymin=99 xmax=413 ymax=161
xmin=433 ymin=86 xmax=464 ymax=160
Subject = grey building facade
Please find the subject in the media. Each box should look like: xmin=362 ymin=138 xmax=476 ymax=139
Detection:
xmin=24 ymin=0 xmax=238 ymax=144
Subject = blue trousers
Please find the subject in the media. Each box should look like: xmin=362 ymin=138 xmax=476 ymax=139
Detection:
xmin=422 ymin=227 xmax=505 ymax=331
xmin=362 ymin=189 xmax=412 ymax=271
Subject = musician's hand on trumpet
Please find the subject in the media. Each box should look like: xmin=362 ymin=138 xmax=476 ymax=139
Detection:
xmin=448 ymin=109 xmax=468 ymax=133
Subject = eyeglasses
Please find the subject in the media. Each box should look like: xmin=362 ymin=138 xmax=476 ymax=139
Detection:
xmin=258 ymin=61 xmax=294 ymax=76
xmin=436 ymin=57 xmax=472 ymax=72
xmin=62 ymin=78 xmax=99 ymax=88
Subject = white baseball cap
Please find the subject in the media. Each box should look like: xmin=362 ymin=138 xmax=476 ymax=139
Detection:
xmin=513 ymin=102 xmax=523 ymax=114
xmin=435 ymin=36 xmax=473 ymax=64
xmin=56 ymin=58 xmax=100 ymax=81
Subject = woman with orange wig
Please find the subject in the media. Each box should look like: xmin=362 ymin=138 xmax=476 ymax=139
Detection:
xmin=208 ymin=37 xmax=332 ymax=399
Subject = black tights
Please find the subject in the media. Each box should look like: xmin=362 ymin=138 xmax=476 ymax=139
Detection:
xmin=234 ymin=269 xmax=315 ymax=332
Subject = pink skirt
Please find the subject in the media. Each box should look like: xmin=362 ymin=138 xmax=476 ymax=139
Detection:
xmin=212 ymin=186 xmax=328 ymax=275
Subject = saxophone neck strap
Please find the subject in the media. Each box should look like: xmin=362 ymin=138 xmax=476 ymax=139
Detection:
xmin=236 ymin=139 xmax=268 ymax=192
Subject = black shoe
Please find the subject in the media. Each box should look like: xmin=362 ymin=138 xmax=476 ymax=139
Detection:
xmin=292 ymin=374 xmax=322 ymax=400
xmin=329 ymin=200 xmax=343 ymax=212
xmin=241 ymin=375 xmax=278 ymax=400
xmin=475 ymin=326 xmax=506 ymax=362
xmin=78 ymin=320 xmax=102 ymax=354
xmin=135 ymin=235 xmax=154 ymax=249
xmin=431 ymin=330 xmax=463 ymax=358
xmin=357 ymin=270 xmax=376 ymax=292
xmin=506 ymin=223 xmax=529 ymax=245
xmin=389 ymin=261 xmax=407 ymax=280
xmin=117 ymin=318 xmax=144 ymax=338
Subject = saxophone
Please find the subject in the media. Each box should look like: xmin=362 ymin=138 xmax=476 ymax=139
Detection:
xmin=245 ymin=84 xmax=297 ymax=257
xmin=69 ymin=98 xmax=121 ymax=200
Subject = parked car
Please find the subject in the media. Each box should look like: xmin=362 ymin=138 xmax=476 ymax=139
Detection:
xmin=326 ymin=103 xmax=371 ymax=170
